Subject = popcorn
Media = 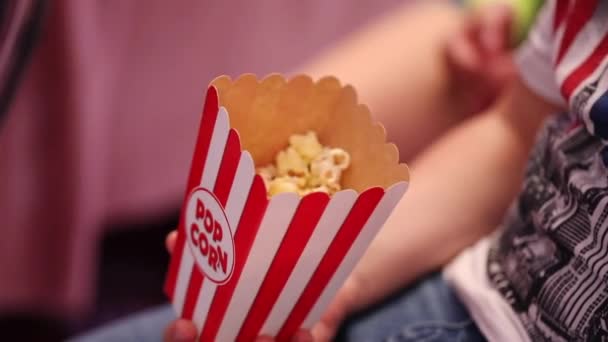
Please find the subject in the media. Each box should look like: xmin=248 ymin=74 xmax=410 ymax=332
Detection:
xmin=328 ymin=148 xmax=351 ymax=170
xmin=276 ymin=147 xmax=308 ymax=177
xmin=289 ymin=131 xmax=323 ymax=161
xmin=258 ymin=165 xmax=277 ymax=188
xmin=268 ymin=177 xmax=300 ymax=196
xmin=257 ymin=131 xmax=350 ymax=197
xmin=299 ymin=183 xmax=341 ymax=196
xmin=310 ymin=151 xmax=338 ymax=181
xmin=300 ymin=185 xmax=330 ymax=196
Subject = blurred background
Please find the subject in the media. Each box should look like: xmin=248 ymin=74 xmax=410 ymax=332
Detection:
xmin=0 ymin=0 xmax=427 ymax=340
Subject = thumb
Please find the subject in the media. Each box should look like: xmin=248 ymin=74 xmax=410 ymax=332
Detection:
xmin=163 ymin=319 xmax=197 ymax=342
xmin=166 ymin=230 xmax=178 ymax=255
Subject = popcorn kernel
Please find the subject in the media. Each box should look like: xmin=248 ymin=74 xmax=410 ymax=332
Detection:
xmin=268 ymin=177 xmax=300 ymax=196
xmin=257 ymin=131 xmax=350 ymax=197
xmin=289 ymin=131 xmax=324 ymax=161
xmin=276 ymin=147 xmax=308 ymax=176
xmin=258 ymin=165 xmax=277 ymax=187
xmin=329 ymin=149 xmax=350 ymax=170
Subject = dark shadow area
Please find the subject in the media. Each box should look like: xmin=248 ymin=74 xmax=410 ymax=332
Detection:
xmin=0 ymin=209 xmax=179 ymax=341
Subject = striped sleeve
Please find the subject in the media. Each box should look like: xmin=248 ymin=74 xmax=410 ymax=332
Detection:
xmin=515 ymin=0 xmax=566 ymax=107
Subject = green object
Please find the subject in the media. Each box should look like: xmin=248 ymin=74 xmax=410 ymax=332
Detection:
xmin=465 ymin=0 xmax=544 ymax=46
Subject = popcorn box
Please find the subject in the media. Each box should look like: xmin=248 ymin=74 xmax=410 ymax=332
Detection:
xmin=165 ymin=74 xmax=409 ymax=341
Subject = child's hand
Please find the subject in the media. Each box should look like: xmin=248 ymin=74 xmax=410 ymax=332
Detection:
xmin=165 ymin=230 xmax=179 ymax=255
xmin=307 ymin=275 xmax=361 ymax=341
xmin=163 ymin=318 xmax=197 ymax=342
xmin=163 ymin=230 xmax=320 ymax=342
xmin=163 ymin=231 xmax=198 ymax=342
xmin=163 ymin=230 xmax=360 ymax=342
xmin=446 ymin=2 xmax=516 ymax=114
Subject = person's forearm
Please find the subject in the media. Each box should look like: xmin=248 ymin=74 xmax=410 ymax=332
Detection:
xmin=301 ymin=1 xmax=467 ymax=161
xmin=347 ymin=80 xmax=559 ymax=313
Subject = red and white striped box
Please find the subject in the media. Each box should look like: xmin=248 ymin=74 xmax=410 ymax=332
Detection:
xmin=165 ymin=74 xmax=409 ymax=341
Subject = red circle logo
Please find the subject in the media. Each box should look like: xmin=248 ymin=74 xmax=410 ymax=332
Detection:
xmin=185 ymin=188 xmax=235 ymax=284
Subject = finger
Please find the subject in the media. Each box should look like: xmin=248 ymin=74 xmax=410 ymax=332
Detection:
xmin=445 ymin=30 xmax=481 ymax=72
xmin=163 ymin=319 xmax=197 ymax=342
xmin=447 ymin=6 xmax=490 ymax=70
xmin=255 ymin=335 xmax=275 ymax=342
xmin=310 ymin=283 xmax=354 ymax=342
xmin=489 ymin=54 xmax=516 ymax=82
xmin=479 ymin=3 xmax=514 ymax=53
xmin=166 ymin=230 xmax=178 ymax=255
xmin=292 ymin=330 xmax=313 ymax=342
xmin=311 ymin=322 xmax=335 ymax=342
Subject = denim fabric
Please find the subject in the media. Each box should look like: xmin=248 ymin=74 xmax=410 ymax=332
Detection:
xmin=69 ymin=305 xmax=176 ymax=342
xmin=335 ymin=273 xmax=486 ymax=341
xmin=70 ymin=273 xmax=485 ymax=342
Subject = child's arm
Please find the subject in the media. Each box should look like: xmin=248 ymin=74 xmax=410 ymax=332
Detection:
xmin=302 ymin=2 xmax=514 ymax=161
xmin=310 ymin=76 xmax=565 ymax=340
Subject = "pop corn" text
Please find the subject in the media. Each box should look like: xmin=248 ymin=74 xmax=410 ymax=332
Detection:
xmin=190 ymin=198 xmax=228 ymax=275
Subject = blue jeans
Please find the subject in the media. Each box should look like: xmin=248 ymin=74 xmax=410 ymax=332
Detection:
xmin=70 ymin=273 xmax=485 ymax=342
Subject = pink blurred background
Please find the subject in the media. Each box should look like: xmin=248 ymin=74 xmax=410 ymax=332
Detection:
xmin=0 ymin=0 xmax=411 ymax=339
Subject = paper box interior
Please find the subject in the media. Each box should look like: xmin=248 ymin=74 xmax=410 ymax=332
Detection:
xmin=165 ymin=74 xmax=409 ymax=341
